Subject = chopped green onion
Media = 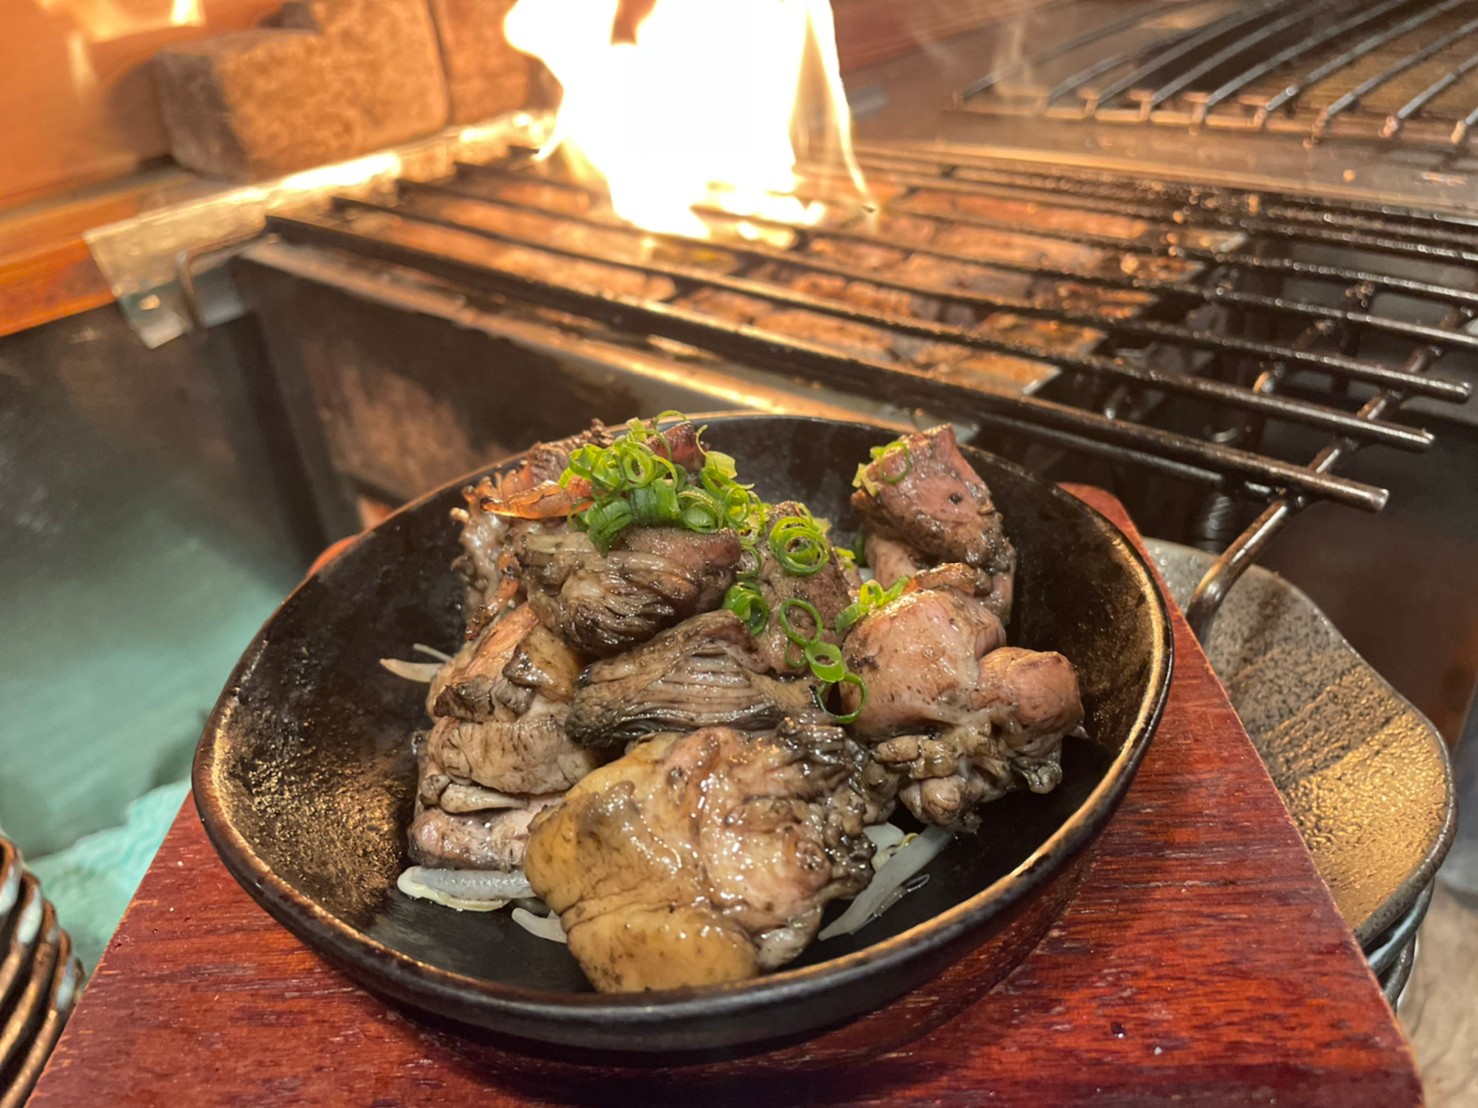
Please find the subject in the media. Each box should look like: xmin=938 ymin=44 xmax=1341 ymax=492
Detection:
xmin=585 ymin=498 xmax=634 ymax=548
xmin=677 ymin=489 xmax=723 ymax=532
xmin=769 ymin=514 xmax=830 ymax=576
xmin=565 ymin=444 xmax=601 ymax=482
xmin=619 ymin=446 xmax=660 ymax=487
xmin=804 ymin=641 xmax=846 ymax=683
xmin=853 ymin=437 xmax=912 ymax=495
xmin=588 ymin=450 xmax=625 ymax=494
xmin=723 ymin=582 xmax=770 ymax=634
xmin=779 ymin=598 xmax=823 ymax=646
xmin=827 ymin=673 xmax=868 ymax=724
xmin=873 ymin=440 xmax=912 ymax=484
xmin=835 ymin=576 xmax=911 ymax=634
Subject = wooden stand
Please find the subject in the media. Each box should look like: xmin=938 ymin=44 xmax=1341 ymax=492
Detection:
xmin=28 ymin=488 xmax=1421 ymax=1106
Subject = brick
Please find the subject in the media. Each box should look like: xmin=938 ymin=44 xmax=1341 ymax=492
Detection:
xmin=427 ymin=0 xmax=532 ymax=124
xmin=154 ymin=0 xmax=449 ymax=180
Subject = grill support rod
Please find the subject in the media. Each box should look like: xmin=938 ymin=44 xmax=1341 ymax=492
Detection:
xmin=1186 ymin=304 xmax=1469 ymax=636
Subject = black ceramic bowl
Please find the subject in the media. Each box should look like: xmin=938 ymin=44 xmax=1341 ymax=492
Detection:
xmin=194 ymin=414 xmax=1172 ymax=1059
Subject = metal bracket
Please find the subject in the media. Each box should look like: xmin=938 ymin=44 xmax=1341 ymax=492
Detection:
xmin=83 ymin=114 xmax=551 ymax=348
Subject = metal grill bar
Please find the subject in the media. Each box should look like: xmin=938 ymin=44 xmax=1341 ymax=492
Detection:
xmin=1383 ymin=50 xmax=1478 ymax=136
xmin=706 ymin=204 xmax=1478 ymax=357
xmin=1083 ymin=2 xmax=1289 ymax=112
xmin=1193 ymin=0 xmax=1419 ymax=122
xmin=835 ymin=160 xmax=1478 ymax=266
xmin=266 ymin=209 xmax=1395 ymax=512
xmin=444 ymin=169 xmax=1474 ymax=398
xmin=854 ymin=142 xmax=1478 ymax=236
xmin=958 ymin=0 xmax=1209 ymax=100
xmin=1147 ymin=4 xmax=1337 ymax=113
xmin=1256 ymin=0 xmax=1468 ymax=121
xmin=1316 ymin=15 xmax=1478 ymax=133
xmin=1453 ymin=98 xmax=1478 ymax=141
xmin=854 ymin=154 xmax=1475 ymax=246
xmin=361 ymin=188 xmax=1433 ymax=451
xmin=1045 ymin=5 xmax=1274 ymax=109
xmin=1186 ymin=304 xmax=1467 ymax=636
xmin=956 ymin=0 xmax=1478 ymax=145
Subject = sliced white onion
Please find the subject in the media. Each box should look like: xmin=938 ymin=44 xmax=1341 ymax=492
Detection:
xmin=380 ymin=658 xmax=442 ymax=683
xmin=414 ymin=643 xmax=454 ymax=662
xmin=512 ymin=907 xmax=567 ymax=944
xmin=818 ymin=825 xmax=953 ymax=940
xmin=858 ymin=567 xmax=876 ymax=583
xmin=397 ymin=870 xmax=504 ymax=912
xmin=863 ymin=822 xmax=907 ymax=870
xmin=396 ymin=866 xmax=532 ymax=911
xmin=414 ymin=866 xmax=534 ymax=900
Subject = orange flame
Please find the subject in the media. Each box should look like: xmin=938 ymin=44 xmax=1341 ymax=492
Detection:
xmin=504 ymin=0 xmax=868 ymax=239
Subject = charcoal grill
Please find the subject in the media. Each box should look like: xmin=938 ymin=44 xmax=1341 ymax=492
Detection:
xmin=236 ymin=142 xmax=1472 ymax=639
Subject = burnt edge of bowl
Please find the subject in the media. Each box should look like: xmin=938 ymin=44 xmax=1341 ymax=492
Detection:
xmin=192 ymin=412 xmax=1174 ymax=1055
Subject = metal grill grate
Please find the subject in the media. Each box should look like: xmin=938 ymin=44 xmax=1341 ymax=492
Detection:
xmin=261 ymin=144 xmax=1472 ymax=633
xmin=956 ymin=0 xmax=1478 ymax=148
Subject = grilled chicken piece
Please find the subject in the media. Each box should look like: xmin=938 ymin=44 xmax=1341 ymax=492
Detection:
xmin=408 ymin=796 xmax=561 ymax=871
xmin=526 ymin=422 xmax=616 ymax=485
xmin=452 ymin=425 xmax=619 ymax=633
xmin=874 ymin=647 xmax=1081 ymax=828
xmin=851 ymin=425 xmax=1014 ymax=577
xmin=502 ymin=621 xmax=583 ymax=703
xmin=566 ymin=610 xmax=818 ymax=747
xmin=451 ymin=485 xmax=513 ymax=635
xmin=524 ymin=719 xmax=873 ymax=992
xmin=515 ymin=527 xmax=742 ymax=658
xmin=865 ymin=530 xmax=1010 ymax=611
xmin=430 ymin=605 xmax=544 ymax=720
xmin=426 ymin=704 xmax=600 ymax=796
xmin=417 ymin=744 xmax=546 ymax=815
xmin=450 ymin=488 xmax=564 ymax=639
xmin=425 ymin=604 xmax=603 ymax=795
xmin=431 ymin=602 xmax=586 ymax=721
xmin=841 ymin=588 xmax=1007 ymax=739
xmin=911 ymin=560 xmax=1014 ymax=625
xmin=751 ymin=501 xmax=859 ymax=675
xmin=863 ymin=532 xmax=925 ymax=590
xmin=844 ymin=586 xmax=1081 ymax=829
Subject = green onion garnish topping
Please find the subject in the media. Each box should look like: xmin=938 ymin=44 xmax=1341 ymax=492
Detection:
xmin=559 ymin=414 xmax=763 ymax=553
xmin=834 ymin=577 xmax=910 ymax=635
xmin=852 ymin=436 xmax=913 ymax=496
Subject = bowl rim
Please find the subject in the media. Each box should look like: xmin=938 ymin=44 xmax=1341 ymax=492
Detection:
xmin=193 ymin=412 xmax=1175 ymax=1037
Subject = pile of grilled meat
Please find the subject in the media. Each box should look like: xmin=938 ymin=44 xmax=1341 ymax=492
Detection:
xmin=401 ymin=419 xmax=1083 ymax=993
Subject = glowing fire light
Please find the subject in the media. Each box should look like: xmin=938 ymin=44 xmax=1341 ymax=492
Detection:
xmin=504 ymin=0 xmax=869 ymax=239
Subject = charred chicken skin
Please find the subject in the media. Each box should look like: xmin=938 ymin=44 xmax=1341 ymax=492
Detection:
xmin=514 ymin=526 xmax=742 ymax=658
xmin=565 ymin=609 xmax=817 ymax=747
xmin=523 ymin=719 xmax=873 ymax=991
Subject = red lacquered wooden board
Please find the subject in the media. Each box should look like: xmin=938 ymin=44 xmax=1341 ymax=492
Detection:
xmin=28 ymin=488 xmax=1421 ymax=1106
